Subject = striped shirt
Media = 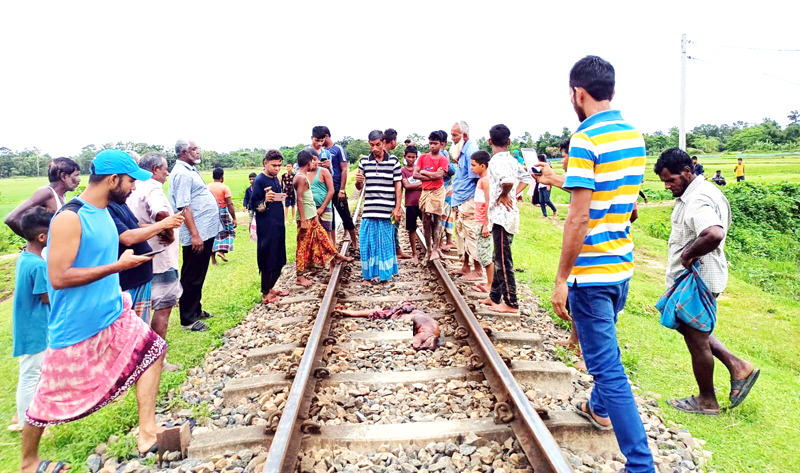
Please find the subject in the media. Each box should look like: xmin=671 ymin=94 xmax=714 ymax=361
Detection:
xmin=563 ymin=110 xmax=646 ymax=287
xmin=358 ymin=152 xmax=401 ymax=219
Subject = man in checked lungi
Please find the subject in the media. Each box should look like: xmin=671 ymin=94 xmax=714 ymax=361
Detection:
xmin=20 ymin=150 xmax=169 ymax=473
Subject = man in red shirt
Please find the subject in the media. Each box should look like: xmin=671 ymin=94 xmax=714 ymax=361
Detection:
xmin=414 ymin=132 xmax=449 ymax=261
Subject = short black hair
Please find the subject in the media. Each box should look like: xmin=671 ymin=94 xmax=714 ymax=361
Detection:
xmin=264 ymin=149 xmax=284 ymax=163
xmin=692 ymin=156 xmax=698 ymax=161
xmin=538 ymin=154 xmax=548 ymax=162
xmin=404 ymin=139 xmax=411 ymax=145
xmin=738 ymin=158 xmax=743 ymax=161
xmin=48 ymin=157 xmax=80 ymax=183
xmin=438 ymin=130 xmax=448 ymax=144
xmin=654 ymin=148 xmax=693 ymax=175
xmin=489 ymin=124 xmax=511 ymax=147
xmin=297 ymin=149 xmax=314 ymax=167
xmin=383 ymin=128 xmax=398 ymax=143
xmin=368 ymin=130 xmax=384 ymax=142
xmin=569 ymin=55 xmax=615 ymax=101
xmin=21 ymin=206 xmax=54 ymax=241
xmin=212 ymin=167 xmax=224 ymax=180
xmin=404 ymin=146 xmax=418 ymax=156
xmin=428 ymin=131 xmax=441 ymax=142
xmin=471 ymin=150 xmax=490 ymax=166
xmin=249 ymin=172 xmax=257 ymax=178
xmin=559 ymin=139 xmax=571 ymax=152
xmin=716 ymin=170 xmax=722 ymax=173
xmin=312 ymin=126 xmax=328 ymax=140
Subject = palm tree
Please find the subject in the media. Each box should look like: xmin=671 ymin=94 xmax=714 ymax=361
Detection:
xmin=789 ymin=110 xmax=799 ymax=125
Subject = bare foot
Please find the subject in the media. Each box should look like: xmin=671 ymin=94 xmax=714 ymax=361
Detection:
xmin=473 ymin=284 xmax=489 ymax=293
xmin=453 ymin=266 xmax=469 ymax=276
xmin=362 ymin=280 xmax=374 ymax=286
xmin=270 ymin=288 xmax=290 ymax=297
xmin=488 ymin=301 xmax=520 ymax=314
xmin=574 ymin=360 xmax=587 ymax=372
xmin=335 ymin=254 xmax=354 ymax=263
xmin=211 ymin=256 xmax=218 ymax=266
xmin=442 ymin=243 xmax=457 ymax=251
xmin=429 ymin=249 xmax=441 ymax=261
xmin=217 ymin=252 xmax=228 ymax=262
xmin=296 ymin=276 xmax=314 ymax=287
xmin=397 ymin=250 xmax=411 ymax=259
xmin=554 ymin=336 xmax=580 ymax=352
xmin=479 ymin=297 xmax=493 ymax=306
xmin=262 ymin=294 xmax=281 ymax=304
xmin=461 ymin=271 xmax=484 ymax=282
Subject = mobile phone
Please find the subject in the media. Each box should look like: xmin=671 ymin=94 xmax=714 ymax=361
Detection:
xmin=141 ymin=248 xmax=166 ymax=257
xmin=274 ymin=192 xmax=287 ymax=202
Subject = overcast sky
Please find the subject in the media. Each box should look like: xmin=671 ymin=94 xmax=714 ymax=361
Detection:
xmin=2 ymin=0 xmax=798 ymax=157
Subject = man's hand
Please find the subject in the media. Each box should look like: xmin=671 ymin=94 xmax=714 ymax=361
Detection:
xmin=321 ymin=160 xmax=332 ymax=170
xmin=338 ymin=190 xmax=346 ymax=199
xmin=159 ymin=213 xmax=185 ymax=230
xmin=498 ymin=194 xmax=514 ymax=211
xmin=355 ymin=169 xmax=365 ymax=185
xmin=265 ymin=189 xmax=275 ymax=203
xmin=392 ymin=206 xmax=403 ymax=222
xmin=551 ymin=280 xmax=572 ymax=321
xmin=533 ymin=161 xmax=562 ymax=188
xmin=300 ymin=219 xmax=309 ymax=230
xmin=317 ymin=207 xmax=324 ymax=217
xmin=482 ymin=223 xmax=490 ymax=238
xmin=191 ymin=233 xmax=204 ymax=253
xmin=680 ymin=249 xmax=698 ymax=270
xmin=117 ymin=249 xmax=154 ymax=270
xmin=157 ymin=229 xmax=174 ymax=246
xmin=232 ymin=219 xmax=238 ymax=228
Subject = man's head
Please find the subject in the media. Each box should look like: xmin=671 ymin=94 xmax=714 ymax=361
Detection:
xmin=89 ymin=149 xmax=152 ymax=204
xmin=383 ymin=128 xmax=398 ymax=151
xmin=428 ymin=131 xmax=442 ymax=154
xmin=654 ymin=148 xmax=695 ymax=198
xmin=738 ymin=158 xmax=743 ymax=163
xmin=438 ymin=130 xmax=448 ymax=147
xmin=404 ymin=139 xmax=412 ymax=147
xmin=21 ymin=206 xmax=54 ymax=245
xmin=297 ymin=149 xmax=314 ymax=170
xmin=715 ymin=170 xmax=722 ymax=176
xmin=139 ymin=152 xmax=169 ymax=184
xmin=470 ymin=150 xmax=490 ymax=176
xmin=48 ymin=157 xmax=81 ymax=190
xmin=559 ymin=138 xmax=571 ymax=171
xmin=569 ymin=55 xmax=615 ymax=122
xmin=285 ymin=163 xmax=293 ymax=172
xmin=404 ymin=146 xmax=418 ymax=166
xmin=451 ymin=123 xmax=462 ymax=145
xmin=249 ymin=172 xmax=257 ymax=184
xmin=263 ymin=149 xmax=284 ymax=177
xmin=368 ymin=130 xmax=385 ymax=156
xmin=311 ymin=126 xmax=328 ymax=150
xmin=176 ymin=139 xmax=201 ymax=165
xmin=692 ymin=156 xmax=698 ymax=164
xmin=213 ymin=167 xmax=224 ymax=181
xmin=488 ymin=124 xmax=511 ymax=150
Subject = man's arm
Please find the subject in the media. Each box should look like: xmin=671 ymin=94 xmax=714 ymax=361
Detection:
xmin=392 ymin=180 xmax=403 ymax=221
xmin=48 ymin=211 xmax=151 ymax=290
xmin=182 ymin=206 xmax=204 ymax=253
xmin=318 ymin=169 xmax=335 ymax=216
xmin=4 ymin=188 xmax=52 ymax=238
xmin=497 ymin=182 xmax=515 ymax=211
xmin=551 ymin=188 xmax=593 ymax=320
xmin=225 ymin=196 xmax=237 ymax=227
xmin=117 ymin=213 xmax=183 ymax=246
xmin=533 ymin=162 xmax=568 ymax=191
xmin=402 ymin=174 xmax=422 ymax=190
xmin=680 ymin=201 xmax=726 ymax=269
xmin=295 ymin=174 xmax=309 ymax=227
xmin=339 ymin=159 xmax=349 ymax=197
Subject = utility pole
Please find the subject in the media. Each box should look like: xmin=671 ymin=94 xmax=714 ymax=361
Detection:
xmin=679 ymin=34 xmax=687 ymax=151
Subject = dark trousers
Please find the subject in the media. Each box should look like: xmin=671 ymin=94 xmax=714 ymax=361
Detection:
xmin=489 ymin=225 xmax=517 ymax=308
xmin=737 ymin=176 xmax=745 ymax=182
xmin=179 ymin=237 xmax=214 ymax=326
xmin=332 ymin=190 xmax=355 ymax=231
xmin=539 ymin=187 xmax=557 ymax=216
xmin=261 ymin=268 xmax=281 ymax=294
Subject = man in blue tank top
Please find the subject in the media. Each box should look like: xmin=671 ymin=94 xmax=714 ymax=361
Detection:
xmin=21 ymin=150 xmax=171 ymax=473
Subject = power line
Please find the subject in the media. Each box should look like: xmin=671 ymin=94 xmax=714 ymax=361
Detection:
xmin=688 ymin=56 xmax=800 ymax=87
xmin=688 ymin=40 xmax=800 ymax=52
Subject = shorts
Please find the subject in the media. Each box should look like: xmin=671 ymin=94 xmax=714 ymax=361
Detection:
xmin=419 ymin=186 xmax=446 ymax=215
xmin=476 ymin=227 xmax=493 ymax=268
xmin=285 ymin=195 xmax=296 ymax=207
xmin=405 ymin=205 xmax=422 ymax=232
xmin=151 ymin=269 xmax=183 ymax=311
xmin=319 ymin=206 xmax=333 ymax=231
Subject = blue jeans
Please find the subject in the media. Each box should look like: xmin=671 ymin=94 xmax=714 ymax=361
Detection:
xmin=17 ymin=351 xmax=45 ymax=425
xmin=569 ymin=280 xmax=654 ymax=473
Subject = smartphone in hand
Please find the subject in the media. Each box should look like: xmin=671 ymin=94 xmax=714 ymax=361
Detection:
xmin=274 ymin=193 xmax=288 ymax=202
xmin=141 ymin=248 xmax=166 ymax=257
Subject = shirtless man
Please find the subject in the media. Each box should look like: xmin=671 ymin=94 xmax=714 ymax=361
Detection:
xmin=5 ymin=158 xmax=81 ymax=238
xmin=335 ymin=304 xmax=440 ymax=350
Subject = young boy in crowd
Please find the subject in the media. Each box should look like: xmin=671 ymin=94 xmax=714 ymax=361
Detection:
xmin=414 ymin=132 xmax=450 ymax=261
xmin=401 ymin=146 xmax=423 ymax=260
xmin=208 ymin=167 xmax=237 ymax=265
xmin=243 ymin=172 xmax=257 ymax=222
xmin=10 ymin=207 xmax=53 ymax=431
xmin=470 ymin=151 xmax=494 ymax=294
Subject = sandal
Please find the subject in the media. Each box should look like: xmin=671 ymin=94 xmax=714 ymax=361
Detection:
xmin=138 ymin=442 xmax=158 ymax=458
xmin=36 ymin=460 xmax=68 ymax=473
xmin=573 ymin=401 xmax=612 ymax=430
xmin=668 ymin=396 xmax=720 ymax=416
xmin=729 ymin=369 xmax=760 ymax=408
xmin=181 ymin=321 xmax=209 ymax=332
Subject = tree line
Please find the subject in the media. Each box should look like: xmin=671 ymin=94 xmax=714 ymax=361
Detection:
xmin=1 ymin=115 xmax=798 ymax=179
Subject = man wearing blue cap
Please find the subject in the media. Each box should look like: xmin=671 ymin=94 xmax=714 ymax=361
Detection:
xmin=21 ymin=150 xmax=174 ymax=472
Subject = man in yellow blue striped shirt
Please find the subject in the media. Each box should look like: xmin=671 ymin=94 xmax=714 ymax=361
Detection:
xmin=547 ymin=56 xmax=654 ymax=473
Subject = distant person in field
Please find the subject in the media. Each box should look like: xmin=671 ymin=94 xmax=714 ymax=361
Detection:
xmin=734 ymin=158 xmax=745 ymax=181
xmin=537 ymin=154 xmax=558 ymax=218
xmin=692 ymin=156 xmax=704 ymax=176
xmin=293 ymin=149 xmax=352 ymax=287
xmin=415 ymin=131 xmax=450 ymax=261
xmin=537 ymin=56 xmax=654 ymax=473
xmin=127 ymin=152 xmax=184 ymax=370
xmin=383 ymin=128 xmax=411 ymax=260
xmin=356 ymin=130 xmax=403 ymax=284
xmin=9 ymin=208 xmax=53 ymax=434
xmin=169 ymin=139 xmax=222 ymax=332
xmin=253 ymin=150 xmax=289 ymax=304
xmin=711 ymin=170 xmax=726 ymax=186
xmin=655 ymin=148 xmax=759 ymax=415
xmin=321 ymin=126 xmax=358 ymax=248
xmin=5 ymin=158 xmax=81 ymax=239
xmin=401 ymin=146 xmax=423 ymax=260
xmin=208 ymin=167 xmax=237 ymax=265
xmin=243 ymin=172 xmax=257 ymax=222
xmin=281 ymin=163 xmax=297 ymax=223
xmin=21 ymin=150 xmax=165 ymax=473
xmin=470 ymin=151 xmax=493 ymax=294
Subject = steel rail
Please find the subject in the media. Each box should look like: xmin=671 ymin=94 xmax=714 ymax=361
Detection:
xmin=264 ymin=190 xmax=365 ymax=473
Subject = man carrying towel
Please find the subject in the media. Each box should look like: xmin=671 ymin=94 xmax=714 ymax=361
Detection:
xmin=655 ymin=147 xmax=759 ymax=415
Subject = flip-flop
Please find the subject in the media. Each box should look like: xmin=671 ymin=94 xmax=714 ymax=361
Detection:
xmin=668 ymin=396 xmax=720 ymax=416
xmin=36 ymin=460 xmax=68 ymax=473
xmin=729 ymin=369 xmax=760 ymax=408
xmin=138 ymin=442 xmax=158 ymax=458
xmin=573 ymin=401 xmax=613 ymax=430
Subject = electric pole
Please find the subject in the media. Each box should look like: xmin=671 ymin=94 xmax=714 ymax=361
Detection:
xmin=680 ymin=34 xmax=687 ymax=151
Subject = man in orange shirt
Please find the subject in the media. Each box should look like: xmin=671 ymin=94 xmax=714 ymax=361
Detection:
xmin=208 ymin=168 xmax=237 ymax=265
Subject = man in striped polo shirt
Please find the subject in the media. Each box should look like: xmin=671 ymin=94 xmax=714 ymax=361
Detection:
xmin=545 ymin=56 xmax=654 ymax=473
xmin=355 ymin=130 xmax=403 ymax=283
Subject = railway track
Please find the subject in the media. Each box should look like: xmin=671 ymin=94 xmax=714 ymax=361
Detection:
xmin=177 ymin=192 xmax=625 ymax=473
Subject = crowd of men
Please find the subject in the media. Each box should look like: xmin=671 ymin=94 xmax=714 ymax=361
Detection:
xmin=7 ymin=55 xmax=759 ymax=473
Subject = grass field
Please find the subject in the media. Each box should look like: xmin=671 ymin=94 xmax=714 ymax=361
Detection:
xmin=0 ymin=159 xmax=799 ymax=472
